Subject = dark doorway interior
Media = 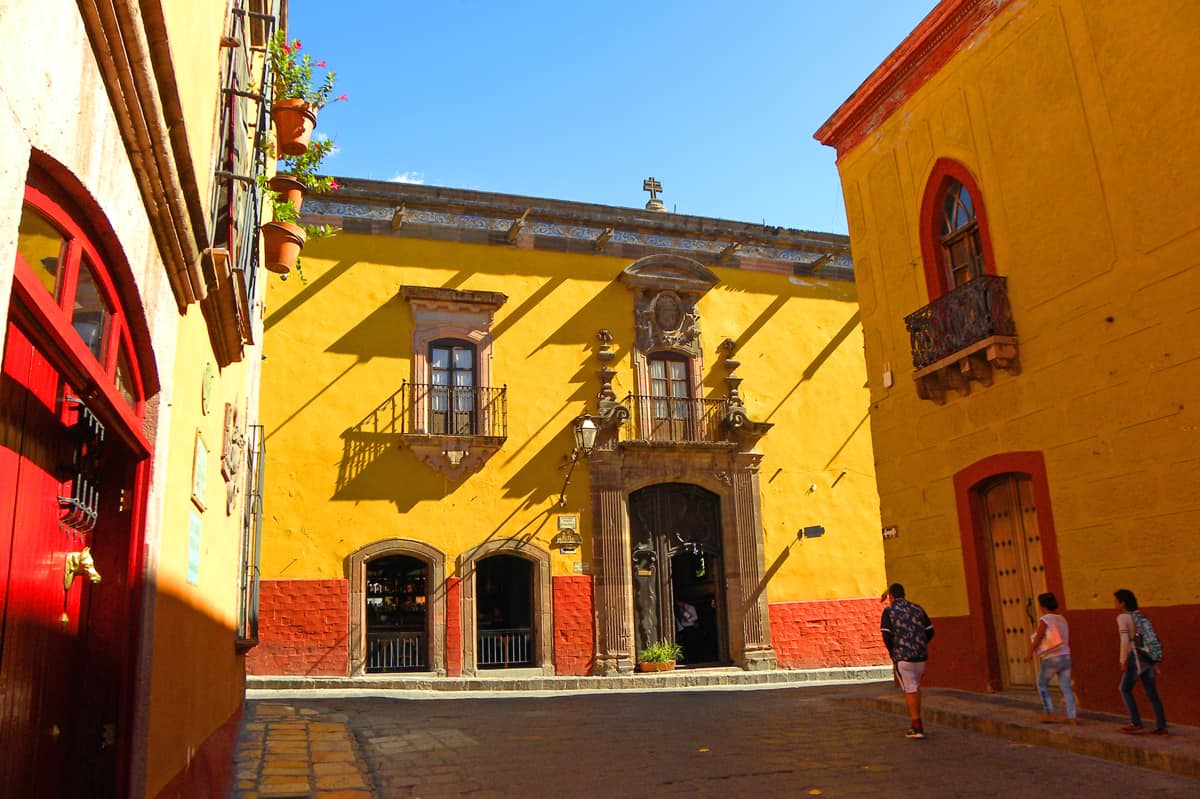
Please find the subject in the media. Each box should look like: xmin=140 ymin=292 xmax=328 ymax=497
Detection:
xmin=671 ymin=550 xmax=720 ymax=665
xmin=365 ymin=555 xmax=427 ymax=672
xmin=476 ymin=555 xmax=533 ymax=669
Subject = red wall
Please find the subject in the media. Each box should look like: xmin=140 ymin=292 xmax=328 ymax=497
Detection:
xmin=927 ymin=604 xmax=1200 ymax=725
xmin=246 ymin=579 xmax=349 ymax=676
xmin=553 ymin=575 xmax=595 ymax=675
xmin=445 ymin=576 xmax=462 ymax=677
xmin=152 ymin=705 xmax=241 ymax=799
xmin=769 ymin=598 xmax=891 ymax=668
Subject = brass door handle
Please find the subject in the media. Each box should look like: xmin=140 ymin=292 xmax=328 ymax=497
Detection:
xmin=64 ymin=547 xmax=102 ymax=591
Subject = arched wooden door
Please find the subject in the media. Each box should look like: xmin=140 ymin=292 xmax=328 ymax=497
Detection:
xmin=980 ymin=474 xmax=1046 ymax=687
xmin=0 ymin=173 xmax=152 ymax=797
xmin=628 ymin=483 xmax=726 ymax=666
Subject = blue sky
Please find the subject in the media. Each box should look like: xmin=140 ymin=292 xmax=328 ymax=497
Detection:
xmin=288 ymin=1 xmax=934 ymax=234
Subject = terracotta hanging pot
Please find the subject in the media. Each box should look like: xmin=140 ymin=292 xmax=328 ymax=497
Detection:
xmin=271 ymin=99 xmax=317 ymax=156
xmin=261 ymin=221 xmax=306 ymax=274
xmin=268 ymin=174 xmax=306 ymax=213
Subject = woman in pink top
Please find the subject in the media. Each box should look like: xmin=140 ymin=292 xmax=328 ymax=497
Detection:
xmin=1028 ymin=592 xmax=1076 ymax=723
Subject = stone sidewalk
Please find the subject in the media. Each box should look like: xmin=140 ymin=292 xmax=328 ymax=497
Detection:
xmin=843 ymin=687 xmax=1200 ymax=778
xmin=234 ymin=703 xmax=373 ymax=798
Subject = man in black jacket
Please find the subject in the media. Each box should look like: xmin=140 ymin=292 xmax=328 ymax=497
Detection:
xmin=881 ymin=583 xmax=935 ymax=739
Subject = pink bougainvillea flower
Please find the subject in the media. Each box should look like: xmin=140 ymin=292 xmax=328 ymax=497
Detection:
xmin=292 ymin=39 xmax=301 ymax=50
xmin=316 ymin=60 xmax=326 ymax=67
xmin=281 ymin=42 xmax=290 ymax=53
xmin=337 ymin=93 xmax=348 ymax=102
xmin=329 ymin=179 xmax=340 ymax=190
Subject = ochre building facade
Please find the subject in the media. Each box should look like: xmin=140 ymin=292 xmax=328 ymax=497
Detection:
xmin=251 ymin=180 xmax=889 ymax=680
xmin=1 ymin=1 xmax=281 ymax=796
xmin=816 ymin=0 xmax=1200 ymax=723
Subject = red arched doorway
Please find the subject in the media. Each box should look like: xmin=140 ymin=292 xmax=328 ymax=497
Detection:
xmin=0 ymin=164 xmax=156 ymax=797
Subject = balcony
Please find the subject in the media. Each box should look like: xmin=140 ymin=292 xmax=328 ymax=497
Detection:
xmin=394 ymin=382 xmax=507 ymax=479
xmin=625 ymin=395 xmax=732 ymax=446
xmin=904 ymin=274 xmax=1020 ymax=403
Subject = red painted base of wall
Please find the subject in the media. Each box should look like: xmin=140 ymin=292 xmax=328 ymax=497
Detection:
xmin=445 ymin=576 xmax=463 ymax=677
xmin=246 ymin=579 xmax=349 ymax=676
xmin=152 ymin=704 xmax=241 ymax=799
xmin=927 ymin=604 xmax=1200 ymax=726
xmin=769 ymin=598 xmax=891 ymax=668
xmin=553 ymin=575 xmax=595 ymax=675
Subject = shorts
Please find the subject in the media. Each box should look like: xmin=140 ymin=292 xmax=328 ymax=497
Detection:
xmin=896 ymin=661 xmax=926 ymax=694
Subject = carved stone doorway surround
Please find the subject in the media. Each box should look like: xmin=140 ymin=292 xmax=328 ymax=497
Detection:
xmin=459 ymin=539 xmax=554 ymax=676
xmin=347 ymin=538 xmax=447 ymax=676
xmin=588 ymin=253 xmax=776 ymax=675
xmin=590 ymin=445 xmax=776 ymax=675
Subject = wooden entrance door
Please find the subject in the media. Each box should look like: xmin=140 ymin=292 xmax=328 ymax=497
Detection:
xmin=0 ymin=321 xmax=135 ymax=796
xmin=628 ymin=483 xmax=725 ymax=664
xmin=981 ymin=474 xmax=1047 ymax=687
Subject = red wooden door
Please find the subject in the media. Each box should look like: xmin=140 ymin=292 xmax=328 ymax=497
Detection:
xmin=0 ymin=321 xmax=116 ymax=796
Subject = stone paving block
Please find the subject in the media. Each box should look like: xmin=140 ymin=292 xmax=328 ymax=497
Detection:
xmin=315 ymin=773 xmax=368 ymax=790
xmin=312 ymin=761 xmax=360 ymax=777
xmin=311 ymin=748 xmax=356 ymax=763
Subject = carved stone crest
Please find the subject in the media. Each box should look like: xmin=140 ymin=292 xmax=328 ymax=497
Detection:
xmin=635 ymin=289 xmax=702 ymax=355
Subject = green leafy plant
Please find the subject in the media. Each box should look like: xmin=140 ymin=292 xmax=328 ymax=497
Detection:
xmin=267 ymin=197 xmax=337 ymax=285
xmin=638 ymin=640 xmax=683 ymax=663
xmin=268 ymin=31 xmax=346 ymax=109
xmin=278 ymin=137 xmax=339 ymax=193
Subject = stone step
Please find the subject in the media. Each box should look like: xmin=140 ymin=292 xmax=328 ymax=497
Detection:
xmin=247 ymin=665 xmax=892 ymax=694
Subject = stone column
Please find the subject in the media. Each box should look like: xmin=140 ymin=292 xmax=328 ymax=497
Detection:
xmin=727 ymin=452 xmax=777 ymax=670
xmin=589 ymin=450 xmax=635 ymax=674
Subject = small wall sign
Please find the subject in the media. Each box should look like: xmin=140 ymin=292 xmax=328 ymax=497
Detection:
xmin=552 ymin=529 xmax=582 ymax=554
xmin=557 ymin=514 xmax=578 ymax=531
xmin=882 ymin=526 xmax=899 ymax=540
xmin=191 ymin=430 xmax=208 ymax=512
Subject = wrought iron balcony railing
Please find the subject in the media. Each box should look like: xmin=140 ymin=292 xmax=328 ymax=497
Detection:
xmin=397 ymin=382 xmax=508 ymax=439
xmin=904 ymin=275 xmax=1016 ymax=371
xmin=627 ymin=395 xmax=730 ymax=444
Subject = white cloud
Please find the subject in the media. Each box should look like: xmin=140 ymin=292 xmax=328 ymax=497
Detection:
xmin=388 ymin=171 xmax=425 ymax=184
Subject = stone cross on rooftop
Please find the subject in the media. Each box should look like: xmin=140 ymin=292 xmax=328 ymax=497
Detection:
xmin=643 ymin=177 xmax=666 ymax=212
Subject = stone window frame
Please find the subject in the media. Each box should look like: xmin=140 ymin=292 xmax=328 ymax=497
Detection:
xmin=347 ymin=538 xmax=447 ymax=676
xmin=458 ymin=539 xmax=554 ymax=676
xmin=400 ymin=286 xmax=507 ymax=434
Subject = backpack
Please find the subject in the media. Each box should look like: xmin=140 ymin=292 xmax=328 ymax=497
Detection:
xmin=1132 ymin=611 xmax=1163 ymax=663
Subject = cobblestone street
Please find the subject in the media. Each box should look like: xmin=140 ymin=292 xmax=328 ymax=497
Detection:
xmin=236 ymin=685 xmax=1200 ymax=798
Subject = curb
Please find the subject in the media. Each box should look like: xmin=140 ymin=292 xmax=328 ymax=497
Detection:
xmin=844 ymin=694 xmax=1200 ymax=779
xmin=247 ymin=665 xmax=892 ymax=694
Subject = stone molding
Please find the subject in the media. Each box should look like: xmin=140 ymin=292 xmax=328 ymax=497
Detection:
xmin=346 ymin=538 xmax=448 ymax=677
xmin=458 ymin=539 xmax=554 ymax=676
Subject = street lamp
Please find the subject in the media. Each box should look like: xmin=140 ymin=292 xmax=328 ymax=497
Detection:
xmin=558 ymin=414 xmax=598 ymax=507
xmin=573 ymin=415 xmax=598 ymax=458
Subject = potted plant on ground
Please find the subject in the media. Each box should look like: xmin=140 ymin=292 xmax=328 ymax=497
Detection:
xmin=637 ymin=640 xmax=683 ymax=673
xmin=267 ymin=32 xmax=346 ymax=156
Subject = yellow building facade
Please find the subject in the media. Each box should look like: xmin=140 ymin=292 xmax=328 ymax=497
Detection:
xmin=1 ymin=1 xmax=282 ymax=796
xmin=816 ymin=0 xmax=1200 ymax=723
xmin=252 ymin=181 xmax=889 ymax=681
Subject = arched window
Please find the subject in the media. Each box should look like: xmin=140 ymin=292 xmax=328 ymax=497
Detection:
xmin=14 ymin=175 xmax=147 ymax=416
xmin=919 ymin=159 xmax=996 ymax=299
xmin=940 ymin=179 xmax=985 ymax=288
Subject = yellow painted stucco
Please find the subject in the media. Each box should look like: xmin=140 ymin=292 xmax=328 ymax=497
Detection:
xmin=141 ymin=3 xmax=263 ymax=795
xmin=261 ymin=231 xmax=885 ymax=603
xmin=830 ymin=0 xmax=1200 ymax=618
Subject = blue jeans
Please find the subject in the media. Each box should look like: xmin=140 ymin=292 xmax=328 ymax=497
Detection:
xmin=1119 ymin=657 xmax=1166 ymax=729
xmin=1036 ymin=654 xmax=1076 ymax=719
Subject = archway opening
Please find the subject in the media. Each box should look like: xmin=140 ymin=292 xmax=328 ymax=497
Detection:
xmin=365 ymin=555 xmax=428 ymax=672
xmin=476 ymin=554 xmax=533 ymax=669
xmin=629 ymin=482 xmax=726 ymax=667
